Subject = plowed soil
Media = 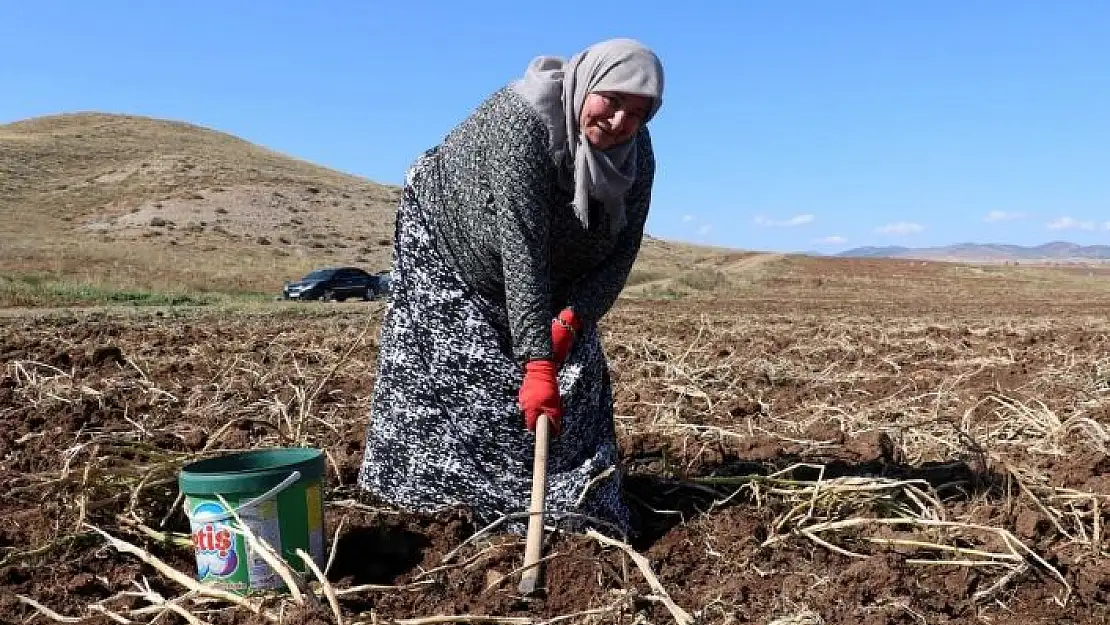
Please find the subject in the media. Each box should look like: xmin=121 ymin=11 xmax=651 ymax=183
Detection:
xmin=2 ymin=296 xmax=1108 ymax=624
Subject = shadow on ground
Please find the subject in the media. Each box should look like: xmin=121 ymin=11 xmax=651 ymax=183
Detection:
xmin=327 ymin=521 xmax=432 ymax=584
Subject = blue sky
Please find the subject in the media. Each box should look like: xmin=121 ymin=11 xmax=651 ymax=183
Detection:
xmin=3 ymin=1 xmax=1109 ymax=253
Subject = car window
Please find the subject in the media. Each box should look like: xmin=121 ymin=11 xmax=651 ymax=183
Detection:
xmin=304 ymin=270 xmax=334 ymax=281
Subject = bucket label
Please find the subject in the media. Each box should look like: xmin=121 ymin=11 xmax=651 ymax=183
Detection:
xmin=188 ymin=499 xmax=248 ymax=591
xmin=187 ymin=496 xmax=284 ymax=592
xmin=191 ymin=502 xmax=239 ymax=579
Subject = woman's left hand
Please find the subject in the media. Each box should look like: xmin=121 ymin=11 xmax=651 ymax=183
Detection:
xmin=551 ymin=308 xmax=581 ymax=364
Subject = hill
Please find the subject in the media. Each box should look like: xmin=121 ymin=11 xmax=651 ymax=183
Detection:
xmin=838 ymin=242 xmax=1110 ymax=263
xmin=0 ymin=112 xmax=758 ymax=304
xmin=0 ymin=112 xmax=406 ymax=298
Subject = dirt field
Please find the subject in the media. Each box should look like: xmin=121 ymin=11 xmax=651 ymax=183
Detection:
xmin=2 ymin=289 xmax=1109 ymax=624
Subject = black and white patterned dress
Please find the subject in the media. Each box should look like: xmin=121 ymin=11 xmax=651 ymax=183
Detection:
xmin=357 ymin=86 xmax=655 ymax=538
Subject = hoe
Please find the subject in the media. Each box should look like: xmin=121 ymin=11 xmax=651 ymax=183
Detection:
xmin=518 ymin=414 xmax=550 ymax=596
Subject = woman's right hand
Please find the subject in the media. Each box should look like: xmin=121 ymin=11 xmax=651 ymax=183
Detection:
xmin=518 ymin=359 xmax=562 ymax=436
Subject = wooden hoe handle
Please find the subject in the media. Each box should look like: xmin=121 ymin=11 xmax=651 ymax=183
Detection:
xmin=518 ymin=414 xmax=550 ymax=595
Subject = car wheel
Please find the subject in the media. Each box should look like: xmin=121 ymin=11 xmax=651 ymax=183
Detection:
xmin=362 ymin=287 xmax=376 ymax=301
xmin=322 ymin=289 xmax=336 ymax=302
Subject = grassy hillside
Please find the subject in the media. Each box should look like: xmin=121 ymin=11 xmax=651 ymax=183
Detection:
xmin=0 ymin=112 xmax=400 ymax=304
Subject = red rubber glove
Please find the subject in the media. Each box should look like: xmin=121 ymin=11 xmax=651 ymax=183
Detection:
xmin=550 ymin=308 xmax=582 ymax=365
xmin=518 ymin=359 xmax=562 ymax=436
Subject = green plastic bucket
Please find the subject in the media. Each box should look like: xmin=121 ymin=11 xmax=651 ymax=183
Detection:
xmin=178 ymin=447 xmax=326 ymax=594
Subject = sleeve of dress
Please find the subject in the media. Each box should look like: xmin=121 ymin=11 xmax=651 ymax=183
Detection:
xmin=564 ymin=130 xmax=656 ymax=326
xmin=491 ymin=121 xmax=557 ymax=364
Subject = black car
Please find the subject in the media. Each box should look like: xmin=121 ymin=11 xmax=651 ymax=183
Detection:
xmin=281 ymin=267 xmax=389 ymax=301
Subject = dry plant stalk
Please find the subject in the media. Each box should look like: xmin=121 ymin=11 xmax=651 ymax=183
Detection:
xmin=15 ymin=595 xmax=84 ymax=624
xmin=392 ymin=617 xmax=532 ymax=625
xmin=585 ymin=529 xmax=694 ymax=625
xmin=297 ymin=548 xmax=344 ymax=625
xmin=127 ymin=579 xmax=213 ymax=625
xmin=335 ymin=580 xmax=437 ymax=596
xmin=84 ymin=524 xmax=270 ymax=618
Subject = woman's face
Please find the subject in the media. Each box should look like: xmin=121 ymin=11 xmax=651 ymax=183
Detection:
xmin=579 ymin=91 xmax=652 ymax=150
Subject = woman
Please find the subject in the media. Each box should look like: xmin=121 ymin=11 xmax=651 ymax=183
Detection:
xmin=357 ymin=38 xmax=664 ymax=538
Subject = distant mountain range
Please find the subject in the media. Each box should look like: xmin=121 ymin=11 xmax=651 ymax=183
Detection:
xmin=835 ymin=241 xmax=1110 ymax=262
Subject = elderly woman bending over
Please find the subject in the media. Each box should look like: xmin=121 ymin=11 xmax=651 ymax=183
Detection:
xmin=358 ymin=38 xmax=665 ymax=537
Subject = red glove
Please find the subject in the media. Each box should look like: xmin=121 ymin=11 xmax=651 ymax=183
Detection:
xmin=550 ymin=308 xmax=582 ymax=365
xmin=518 ymin=359 xmax=562 ymax=436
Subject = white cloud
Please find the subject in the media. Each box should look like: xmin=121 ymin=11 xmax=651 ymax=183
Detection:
xmin=875 ymin=221 xmax=924 ymax=235
xmin=682 ymin=214 xmax=695 ymax=223
xmin=754 ymin=213 xmax=815 ymax=227
xmin=815 ymin=235 xmax=848 ymax=245
xmin=984 ymin=210 xmax=1023 ymax=223
xmin=1103 ymin=221 xmax=1110 ymax=231
xmin=1046 ymin=216 xmax=1096 ymax=231
xmin=697 ymin=224 xmax=712 ymax=236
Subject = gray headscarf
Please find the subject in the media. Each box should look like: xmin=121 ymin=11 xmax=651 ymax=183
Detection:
xmin=511 ymin=38 xmax=664 ymax=235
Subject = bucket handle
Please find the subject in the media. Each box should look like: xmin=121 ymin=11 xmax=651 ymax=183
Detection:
xmin=188 ymin=470 xmax=301 ymax=524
